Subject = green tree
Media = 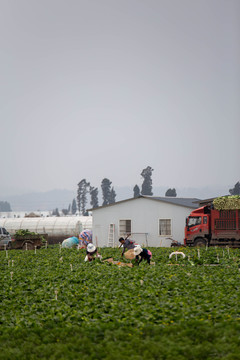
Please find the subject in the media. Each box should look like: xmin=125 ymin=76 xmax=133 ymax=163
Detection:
xmin=141 ymin=166 xmax=154 ymax=195
xmin=77 ymin=179 xmax=90 ymax=215
xmin=72 ymin=199 xmax=77 ymax=214
xmin=52 ymin=208 xmax=60 ymax=217
xmin=0 ymin=201 xmax=11 ymax=212
xmin=101 ymin=178 xmax=112 ymax=206
xmin=229 ymin=182 xmax=240 ymax=195
xmin=109 ymin=187 xmax=116 ymax=204
xmin=165 ymin=188 xmax=177 ymax=197
xmin=90 ymin=186 xmax=99 ymax=208
xmin=133 ymin=185 xmax=140 ymax=198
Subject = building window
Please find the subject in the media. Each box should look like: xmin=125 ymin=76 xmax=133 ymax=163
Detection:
xmin=159 ymin=219 xmax=171 ymax=236
xmin=119 ymin=219 xmax=131 ymax=237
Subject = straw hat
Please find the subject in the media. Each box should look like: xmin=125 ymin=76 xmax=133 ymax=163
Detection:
xmin=134 ymin=245 xmax=143 ymax=256
xmin=87 ymin=243 xmax=96 ymax=253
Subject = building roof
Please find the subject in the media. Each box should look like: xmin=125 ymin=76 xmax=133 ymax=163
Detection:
xmin=144 ymin=196 xmax=200 ymax=208
xmin=88 ymin=195 xmax=200 ymax=211
xmin=194 ymin=195 xmax=229 ymax=207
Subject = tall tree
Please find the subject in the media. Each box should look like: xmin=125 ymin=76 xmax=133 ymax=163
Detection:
xmin=77 ymin=179 xmax=90 ymax=215
xmin=72 ymin=199 xmax=77 ymax=214
xmin=133 ymin=185 xmax=140 ymax=198
xmin=52 ymin=208 xmax=60 ymax=217
xmin=101 ymin=178 xmax=112 ymax=206
xmin=0 ymin=201 xmax=11 ymax=212
xmin=229 ymin=182 xmax=240 ymax=195
xmin=109 ymin=187 xmax=116 ymax=204
xmin=141 ymin=166 xmax=154 ymax=195
xmin=165 ymin=188 xmax=177 ymax=197
xmin=90 ymin=186 xmax=99 ymax=208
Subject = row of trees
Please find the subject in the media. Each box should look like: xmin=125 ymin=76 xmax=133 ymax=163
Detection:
xmin=77 ymin=178 xmax=116 ymax=215
xmin=76 ymin=166 xmax=155 ymax=215
xmin=74 ymin=166 xmax=187 ymax=215
xmin=132 ymin=167 xmax=177 ymax=197
xmin=3 ymin=175 xmax=239 ymax=216
xmin=52 ymin=199 xmax=77 ymax=217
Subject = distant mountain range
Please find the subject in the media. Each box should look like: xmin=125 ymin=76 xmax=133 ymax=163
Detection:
xmin=0 ymin=185 xmax=229 ymax=212
xmin=0 ymin=186 xmax=230 ymax=211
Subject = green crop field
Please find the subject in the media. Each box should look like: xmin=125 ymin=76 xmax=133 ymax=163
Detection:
xmin=1 ymin=246 xmax=240 ymax=360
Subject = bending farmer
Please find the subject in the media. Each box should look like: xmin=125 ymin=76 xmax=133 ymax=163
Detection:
xmin=119 ymin=234 xmax=136 ymax=257
xmin=84 ymin=243 xmax=102 ymax=262
xmin=79 ymin=229 xmax=92 ymax=248
xmin=134 ymin=245 xmax=152 ymax=265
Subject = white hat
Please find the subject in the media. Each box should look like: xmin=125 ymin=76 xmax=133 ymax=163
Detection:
xmin=87 ymin=243 xmax=96 ymax=253
xmin=134 ymin=245 xmax=143 ymax=256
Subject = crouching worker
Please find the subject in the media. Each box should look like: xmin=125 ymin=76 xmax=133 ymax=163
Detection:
xmin=62 ymin=236 xmax=79 ymax=248
xmin=84 ymin=243 xmax=102 ymax=262
xmin=119 ymin=234 xmax=136 ymax=257
xmin=134 ymin=245 xmax=152 ymax=265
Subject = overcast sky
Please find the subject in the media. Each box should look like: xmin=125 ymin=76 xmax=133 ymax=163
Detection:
xmin=1 ymin=0 xmax=239 ymax=196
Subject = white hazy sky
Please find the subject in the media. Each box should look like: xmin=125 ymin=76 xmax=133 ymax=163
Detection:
xmin=1 ymin=0 xmax=239 ymax=196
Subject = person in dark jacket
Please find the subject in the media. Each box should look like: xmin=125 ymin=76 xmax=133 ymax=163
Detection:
xmin=134 ymin=245 xmax=152 ymax=265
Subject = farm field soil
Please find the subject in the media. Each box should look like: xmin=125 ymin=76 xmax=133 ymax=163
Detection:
xmin=0 ymin=246 xmax=240 ymax=360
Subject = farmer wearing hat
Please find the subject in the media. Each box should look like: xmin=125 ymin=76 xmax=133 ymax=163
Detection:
xmin=84 ymin=243 xmax=102 ymax=262
xmin=134 ymin=245 xmax=152 ymax=265
xmin=119 ymin=234 xmax=136 ymax=257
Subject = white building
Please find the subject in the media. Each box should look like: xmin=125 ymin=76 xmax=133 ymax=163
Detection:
xmin=90 ymin=196 xmax=199 ymax=247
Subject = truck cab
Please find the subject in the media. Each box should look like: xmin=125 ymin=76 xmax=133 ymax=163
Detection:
xmin=184 ymin=206 xmax=210 ymax=246
xmin=0 ymin=227 xmax=12 ymax=249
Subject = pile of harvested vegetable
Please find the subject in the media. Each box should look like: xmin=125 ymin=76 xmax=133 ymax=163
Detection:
xmin=213 ymin=195 xmax=240 ymax=210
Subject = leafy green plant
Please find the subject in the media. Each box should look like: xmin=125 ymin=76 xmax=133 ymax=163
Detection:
xmin=213 ymin=195 xmax=240 ymax=210
xmin=15 ymin=229 xmax=39 ymax=237
xmin=0 ymin=246 xmax=240 ymax=359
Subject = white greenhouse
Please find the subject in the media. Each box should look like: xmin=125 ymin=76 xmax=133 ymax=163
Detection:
xmin=0 ymin=216 xmax=92 ymax=244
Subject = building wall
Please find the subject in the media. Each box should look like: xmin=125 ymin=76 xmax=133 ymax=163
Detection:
xmin=92 ymin=198 xmax=193 ymax=247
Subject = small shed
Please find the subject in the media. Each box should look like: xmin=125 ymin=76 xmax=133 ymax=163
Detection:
xmin=89 ymin=196 xmax=199 ymax=247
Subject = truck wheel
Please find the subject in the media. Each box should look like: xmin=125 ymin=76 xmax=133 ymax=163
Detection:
xmin=194 ymin=238 xmax=206 ymax=247
xmin=22 ymin=242 xmax=35 ymax=250
xmin=27 ymin=243 xmax=35 ymax=250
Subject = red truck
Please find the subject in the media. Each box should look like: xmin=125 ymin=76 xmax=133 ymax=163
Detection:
xmin=184 ymin=206 xmax=240 ymax=247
